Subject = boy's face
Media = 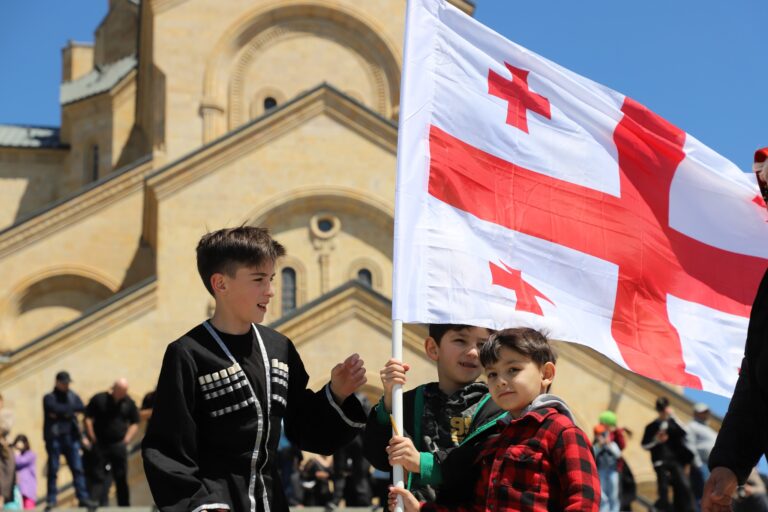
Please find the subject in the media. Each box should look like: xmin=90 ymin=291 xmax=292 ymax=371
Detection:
xmin=214 ymin=260 xmax=275 ymax=324
xmin=485 ymin=347 xmax=555 ymax=416
xmin=425 ymin=326 xmax=489 ymax=389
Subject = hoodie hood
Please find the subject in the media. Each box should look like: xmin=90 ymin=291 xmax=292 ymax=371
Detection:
xmin=503 ymin=393 xmax=575 ymax=423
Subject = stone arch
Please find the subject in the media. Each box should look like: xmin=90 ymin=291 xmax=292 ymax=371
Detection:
xmin=245 ymin=187 xmax=393 ymax=252
xmin=0 ymin=267 xmax=118 ymax=348
xmin=202 ymin=1 xmax=401 ymax=141
xmin=245 ymin=187 xmax=394 ymax=301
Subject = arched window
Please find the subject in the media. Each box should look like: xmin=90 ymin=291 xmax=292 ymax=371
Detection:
xmin=357 ymin=268 xmax=373 ymax=287
xmin=91 ymin=145 xmax=99 ymax=181
xmin=264 ymin=97 xmax=278 ymax=111
xmin=281 ymin=267 xmax=296 ymax=314
xmin=84 ymin=144 xmax=99 ymax=182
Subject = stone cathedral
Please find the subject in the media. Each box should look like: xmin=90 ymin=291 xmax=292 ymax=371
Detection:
xmin=0 ymin=0 xmax=710 ymax=505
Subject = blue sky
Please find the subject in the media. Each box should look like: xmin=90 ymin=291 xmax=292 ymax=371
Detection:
xmin=0 ymin=0 xmax=765 ymax=452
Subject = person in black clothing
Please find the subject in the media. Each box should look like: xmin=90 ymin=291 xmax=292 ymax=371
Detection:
xmin=641 ymin=397 xmax=695 ymax=512
xmin=84 ymin=378 xmax=140 ymax=506
xmin=142 ymin=227 xmax=368 ymax=512
xmin=704 ymin=264 xmax=768 ymax=512
xmin=300 ymin=455 xmax=334 ymax=507
xmin=139 ymin=390 xmax=156 ymax=422
xmin=363 ymin=324 xmax=503 ymax=503
xmin=330 ymin=433 xmax=372 ymax=508
xmin=42 ymin=371 xmax=94 ymax=509
xmin=330 ymin=393 xmax=372 ymax=509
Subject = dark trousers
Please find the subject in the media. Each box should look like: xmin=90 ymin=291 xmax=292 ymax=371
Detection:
xmin=90 ymin=442 xmax=129 ymax=506
xmin=654 ymin=462 xmax=695 ymax=512
xmin=46 ymin=435 xmax=90 ymax=505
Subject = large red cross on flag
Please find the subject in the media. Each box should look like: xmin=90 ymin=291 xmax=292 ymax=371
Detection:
xmin=392 ymin=0 xmax=768 ymax=396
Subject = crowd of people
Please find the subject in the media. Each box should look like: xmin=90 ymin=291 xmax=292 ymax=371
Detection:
xmin=0 ymin=373 xmax=157 ymax=509
xmin=1 ymin=226 xmax=767 ymax=512
xmin=1 ymin=369 xmax=764 ymax=511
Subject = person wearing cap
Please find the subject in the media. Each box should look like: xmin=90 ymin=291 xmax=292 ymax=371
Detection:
xmin=593 ymin=423 xmax=621 ymax=512
xmin=598 ymin=410 xmax=637 ymax=510
xmin=641 ymin=396 xmax=696 ymax=512
xmin=42 ymin=371 xmax=94 ymax=510
xmin=703 ymin=186 xmax=768 ymax=512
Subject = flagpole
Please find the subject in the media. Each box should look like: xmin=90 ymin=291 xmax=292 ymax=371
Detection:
xmin=391 ymin=319 xmax=405 ymax=512
xmin=392 ymin=0 xmax=415 ymax=507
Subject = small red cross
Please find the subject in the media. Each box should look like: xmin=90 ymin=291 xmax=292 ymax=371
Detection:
xmin=490 ymin=261 xmax=554 ymax=315
xmin=488 ymin=63 xmax=551 ymax=133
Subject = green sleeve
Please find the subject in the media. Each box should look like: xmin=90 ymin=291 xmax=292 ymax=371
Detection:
xmin=418 ymin=452 xmax=443 ymax=485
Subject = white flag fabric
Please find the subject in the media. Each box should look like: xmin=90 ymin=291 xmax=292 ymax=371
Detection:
xmin=392 ymin=0 xmax=768 ymax=396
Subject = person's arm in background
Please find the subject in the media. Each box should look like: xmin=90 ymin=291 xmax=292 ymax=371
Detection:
xmin=703 ymin=267 xmax=768 ymax=512
xmin=124 ymin=400 xmax=140 ymax=445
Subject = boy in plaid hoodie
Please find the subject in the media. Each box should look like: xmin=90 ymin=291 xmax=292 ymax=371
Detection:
xmin=389 ymin=328 xmax=600 ymax=512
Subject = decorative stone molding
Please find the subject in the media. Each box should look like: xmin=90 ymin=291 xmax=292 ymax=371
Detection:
xmin=228 ymin=19 xmax=391 ymax=129
xmin=202 ymin=1 xmax=401 ymax=141
xmin=309 ymin=212 xmax=341 ymax=241
xmin=149 ymin=86 xmax=397 ymax=204
xmin=0 ymin=157 xmax=153 ymax=259
xmin=0 ymin=265 xmax=121 ymax=349
xmin=199 ymin=98 xmax=226 ymax=144
xmin=246 ymin=184 xmax=394 ymax=232
xmin=0 ymin=278 xmax=157 ymax=388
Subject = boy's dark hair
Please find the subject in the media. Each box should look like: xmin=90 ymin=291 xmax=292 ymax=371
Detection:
xmin=428 ymin=324 xmax=475 ymax=345
xmin=479 ymin=327 xmax=557 ymax=368
xmin=654 ymin=396 xmax=670 ymax=412
xmin=197 ymin=226 xmax=286 ymax=296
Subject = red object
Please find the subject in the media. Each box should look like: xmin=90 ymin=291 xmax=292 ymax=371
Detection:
xmin=422 ymin=408 xmax=600 ymax=512
xmin=489 ymin=261 xmax=554 ymax=315
xmin=488 ymin=63 xmax=551 ymax=133
xmin=754 ymin=147 xmax=768 ymax=209
xmin=428 ymin=96 xmax=766 ymax=389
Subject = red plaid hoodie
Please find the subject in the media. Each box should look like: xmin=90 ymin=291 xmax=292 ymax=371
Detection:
xmin=423 ymin=395 xmax=600 ymax=512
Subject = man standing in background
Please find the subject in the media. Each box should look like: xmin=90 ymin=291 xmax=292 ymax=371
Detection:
xmin=84 ymin=378 xmax=139 ymax=506
xmin=43 ymin=371 xmax=94 ymax=510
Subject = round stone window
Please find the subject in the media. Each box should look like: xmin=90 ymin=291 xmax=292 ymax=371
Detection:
xmin=310 ymin=213 xmax=341 ymax=239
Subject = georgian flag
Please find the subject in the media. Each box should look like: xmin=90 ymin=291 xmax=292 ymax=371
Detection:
xmin=392 ymin=0 xmax=768 ymax=396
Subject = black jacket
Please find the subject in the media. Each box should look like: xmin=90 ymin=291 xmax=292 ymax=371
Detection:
xmin=142 ymin=322 xmax=367 ymax=512
xmin=709 ymin=268 xmax=768 ymax=484
xmin=362 ymin=382 xmax=503 ymax=502
xmin=641 ymin=416 xmax=693 ymax=466
xmin=43 ymin=389 xmax=85 ymax=441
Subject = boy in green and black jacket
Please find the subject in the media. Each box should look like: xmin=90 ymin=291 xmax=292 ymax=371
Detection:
xmin=362 ymin=324 xmax=504 ymax=503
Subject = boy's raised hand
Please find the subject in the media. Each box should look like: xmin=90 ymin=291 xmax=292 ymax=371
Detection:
xmin=387 ymin=435 xmax=421 ymax=473
xmin=330 ymin=353 xmax=367 ymax=404
xmin=380 ymin=358 xmax=410 ymax=412
xmin=388 ymin=486 xmax=420 ymax=512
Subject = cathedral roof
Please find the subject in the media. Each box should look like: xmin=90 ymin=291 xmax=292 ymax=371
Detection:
xmin=0 ymin=124 xmax=63 ymax=148
xmin=60 ymin=55 xmax=137 ymax=105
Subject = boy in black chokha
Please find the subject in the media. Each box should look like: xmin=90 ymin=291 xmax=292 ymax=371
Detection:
xmin=142 ymin=227 xmax=368 ymax=512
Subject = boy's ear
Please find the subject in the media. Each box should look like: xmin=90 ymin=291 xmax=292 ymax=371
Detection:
xmin=210 ymin=272 xmax=228 ymax=295
xmin=541 ymin=361 xmax=556 ymax=389
xmin=424 ymin=337 xmax=440 ymax=362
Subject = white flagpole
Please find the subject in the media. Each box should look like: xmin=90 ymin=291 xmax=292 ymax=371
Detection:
xmin=391 ymin=319 xmax=405 ymax=512
xmin=392 ymin=0 xmax=416 ymax=508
